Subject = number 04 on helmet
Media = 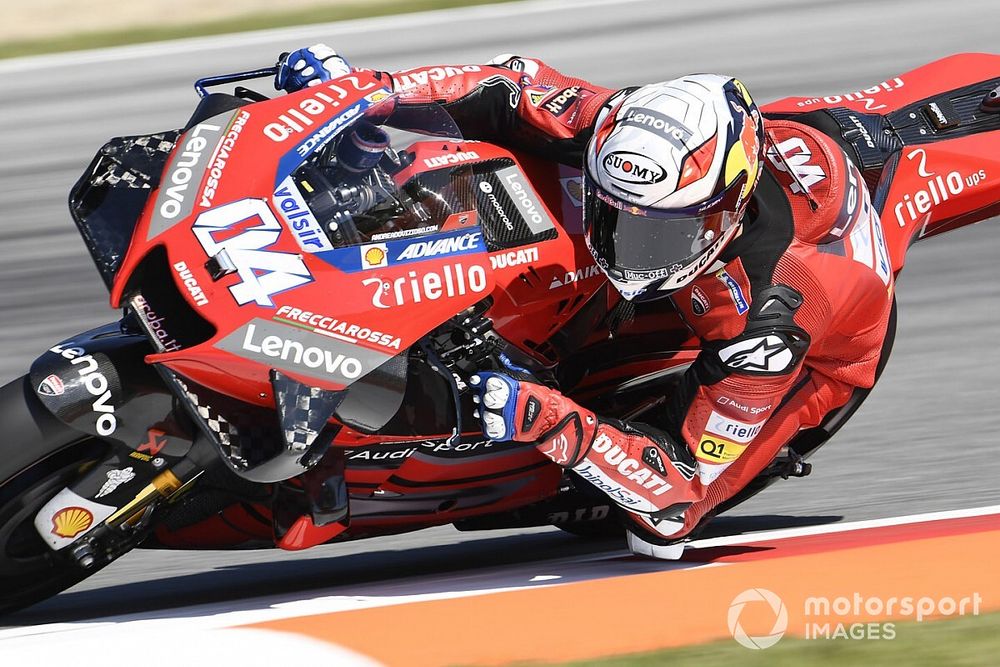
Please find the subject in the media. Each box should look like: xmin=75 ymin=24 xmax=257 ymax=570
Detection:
xmin=583 ymin=74 xmax=765 ymax=301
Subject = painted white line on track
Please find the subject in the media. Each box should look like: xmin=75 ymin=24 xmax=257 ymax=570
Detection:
xmin=0 ymin=583 xmax=558 ymax=642
xmin=1 ymin=503 xmax=996 ymax=642
xmin=0 ymin=0 xmax=648 ymax=73
xmin=689 ymin=502 xmax=1000 ymax=549
xmin=0 ymin=627 xmax=382 ymax=666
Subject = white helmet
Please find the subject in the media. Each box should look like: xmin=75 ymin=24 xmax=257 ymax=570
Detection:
xmin=584 ymin=74 xmax=764 ymax=301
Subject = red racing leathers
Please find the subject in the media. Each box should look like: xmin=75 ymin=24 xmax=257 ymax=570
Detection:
xmin=373 ymin=56 xmax=895 ymax=541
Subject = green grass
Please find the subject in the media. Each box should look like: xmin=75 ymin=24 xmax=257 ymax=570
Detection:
xmin=0 ymin=0 xmax=520 ymax=60
xmin=540 ymin=612 xmax=1000 ymax=667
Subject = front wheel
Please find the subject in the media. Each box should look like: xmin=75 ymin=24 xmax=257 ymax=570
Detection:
xmin=0 ymin=376 xmax=112 ymax=616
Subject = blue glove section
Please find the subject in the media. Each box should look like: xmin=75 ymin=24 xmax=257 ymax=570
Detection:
xmin=275 ymin=44 xmax=351 ymax=93
xmin=469 ymin=372 xmax=520 ymax=441
xmin=498 ymin=352 xmax=533 ymax=378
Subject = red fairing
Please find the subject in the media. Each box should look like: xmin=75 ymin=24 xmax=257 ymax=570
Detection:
xmin=879 ymin=133 xmax=1000 ymax=271
xmin=763 ymin=53 xmax=1000 ymax=115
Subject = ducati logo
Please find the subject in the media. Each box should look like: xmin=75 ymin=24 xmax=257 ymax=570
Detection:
xmin=691 ymin=286 xmax=711 ymax=316
xmin=38 ymin=374 xmax=65 ymax=396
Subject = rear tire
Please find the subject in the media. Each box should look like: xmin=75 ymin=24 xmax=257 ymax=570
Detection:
xmin=0 ymin=376 xmax=111 ymax=616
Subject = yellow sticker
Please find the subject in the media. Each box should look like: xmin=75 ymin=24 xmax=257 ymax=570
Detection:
xmin=527 ymin=89 xmax=549 ymax=107
xmin=364 ymin=89 xmax=392 ymax=104
xmin=696 ymin=434 xmax=747 ymax=463
xmin=359 ymin=243 xmax=389 ymax=269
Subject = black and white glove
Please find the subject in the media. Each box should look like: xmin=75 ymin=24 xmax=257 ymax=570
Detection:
xmin=275 ymin=43 xmax=351 ymax=93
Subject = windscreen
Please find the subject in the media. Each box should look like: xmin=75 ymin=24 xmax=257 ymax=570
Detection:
xmin=285 ymin=100 xmax=481 ymax=250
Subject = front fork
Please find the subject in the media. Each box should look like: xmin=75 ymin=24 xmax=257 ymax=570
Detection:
xmin=27 ymin=321 xmax=211 ymax=567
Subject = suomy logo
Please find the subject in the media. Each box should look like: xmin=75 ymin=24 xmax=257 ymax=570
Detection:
xmin=603 ymin=151 xmax=667 ymax=185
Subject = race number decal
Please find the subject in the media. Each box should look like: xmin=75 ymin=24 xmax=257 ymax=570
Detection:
xmin=193 ymin=199 xmax=313 ymax=307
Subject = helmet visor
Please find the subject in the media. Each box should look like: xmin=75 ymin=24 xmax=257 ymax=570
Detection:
xmin=583 ymin=178 xmax=739 ymax=287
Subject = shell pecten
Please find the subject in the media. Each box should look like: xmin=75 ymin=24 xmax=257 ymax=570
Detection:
xmin=51 ymin=506 xmax=94 ymax=538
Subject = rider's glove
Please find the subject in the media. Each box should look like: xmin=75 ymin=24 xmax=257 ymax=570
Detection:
xmin=275 ymin=43 xmax=351 ymax=93
xmin=471 ymin=371 xmax=702 ymax=517
xmin=470 ymin=372 xmax=597 ymax=467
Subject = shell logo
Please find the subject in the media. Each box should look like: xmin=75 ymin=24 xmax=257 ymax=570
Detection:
xmin=360 ymin=243 xmax=389 ymax=269
xmin=51 ymin=506 xmax=94 ymax=538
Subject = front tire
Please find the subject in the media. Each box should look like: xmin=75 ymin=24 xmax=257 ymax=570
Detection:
xmin=0 ymin=376 xmax=111 ymax=616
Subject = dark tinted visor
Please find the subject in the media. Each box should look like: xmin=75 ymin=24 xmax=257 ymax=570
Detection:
xmin=583 ymin=178 xmax=738 ymax=281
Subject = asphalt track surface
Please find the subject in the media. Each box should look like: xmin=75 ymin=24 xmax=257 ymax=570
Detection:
xmin=0 ymin=0 xmax=998 ymax=626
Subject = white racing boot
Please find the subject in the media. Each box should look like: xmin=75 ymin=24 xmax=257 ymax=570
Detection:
xmin=626 ymin=515 xmax=686 ymax=560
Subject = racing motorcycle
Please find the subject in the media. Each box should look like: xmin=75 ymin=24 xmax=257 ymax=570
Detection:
xmin=2 ymin=53 xmax=999 ymax=615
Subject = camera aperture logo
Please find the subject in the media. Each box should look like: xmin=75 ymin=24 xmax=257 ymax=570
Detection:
xmin=728 ymin=588 xmax=788 ymax=649
xmin=728 ymin=588 xmax=983 ymax=648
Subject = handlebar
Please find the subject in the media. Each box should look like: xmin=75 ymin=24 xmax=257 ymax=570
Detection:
xmin=194 ymin=67 xmax=278 ymax=97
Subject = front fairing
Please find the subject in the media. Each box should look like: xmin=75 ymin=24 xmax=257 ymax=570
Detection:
xmin=106 ymin=73 xmax=495 ymax=410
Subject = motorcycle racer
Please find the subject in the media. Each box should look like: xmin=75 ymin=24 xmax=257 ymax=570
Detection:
xmin=275 ymin=45 xmax=896 ymax=557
